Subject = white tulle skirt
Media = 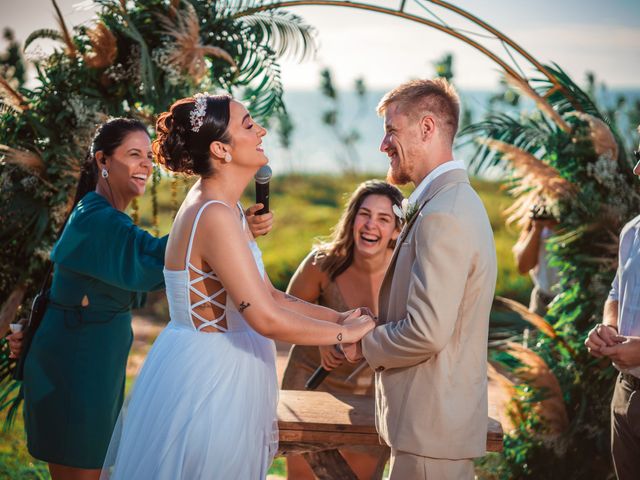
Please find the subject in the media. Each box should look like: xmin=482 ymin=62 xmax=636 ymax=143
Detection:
xmin=101 ymin=322 xmax=279 ymax=480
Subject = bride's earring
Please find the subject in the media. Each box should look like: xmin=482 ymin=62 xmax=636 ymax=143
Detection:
xmin=224 ymin=152 xmax=232 ymax=163
xmin=101 ymin=168 xmax=109 ymax=179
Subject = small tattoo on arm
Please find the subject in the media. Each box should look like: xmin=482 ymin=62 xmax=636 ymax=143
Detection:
xmin=239 ymin=301 xmax=251 ymax=312
xmin=284 ymin=293 xmax=298 ymax=302
xmin=337 ymin=332 xmax=343 ymax=342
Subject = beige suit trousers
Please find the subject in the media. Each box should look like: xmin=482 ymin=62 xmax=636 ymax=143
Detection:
xmin=389 ymin=449 xmax=474 ymax=480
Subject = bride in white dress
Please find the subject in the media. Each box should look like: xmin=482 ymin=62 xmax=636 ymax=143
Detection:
xmin=101 ymin=94 xmax=374 ymax=479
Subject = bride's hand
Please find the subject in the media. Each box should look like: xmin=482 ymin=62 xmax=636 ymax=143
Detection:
xmin=341 ymin=309 xmax=375 ymax=343
xmin=245 ymin=204 xmax=273 ymax=237
xmin=338 ymin=306 xmax=376 ymax=325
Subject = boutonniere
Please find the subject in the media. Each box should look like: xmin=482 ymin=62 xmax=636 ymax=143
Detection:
xmin=392 ymin=198 xmax=420 ymax=225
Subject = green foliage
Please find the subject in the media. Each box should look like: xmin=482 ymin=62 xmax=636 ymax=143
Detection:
xmin=432 ymin=52 xmax=454 ymax=82
xmin=467 ymin=65 xmax=637 ymax=479
xmin=0 ymin=28 xmax=27 ymax=87
xmin=0 ymin=0 xmax=315 ymax=309
xmin=0 ymin=0 xmax=316 ymax=292
xmin=0 ymin=0 xmax=316 ymax=422
xmin=318 ymin=68 xmax=367 ymax=172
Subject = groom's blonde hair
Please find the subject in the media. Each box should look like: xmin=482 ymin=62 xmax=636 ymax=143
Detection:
xmin=377 ymin=78 xmax=460 ymax=142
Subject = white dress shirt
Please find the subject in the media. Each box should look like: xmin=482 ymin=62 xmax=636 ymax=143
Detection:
xmin=609 ymin=214 xmax=640 ymax=377
xmin=407 ymin=159 xmax=466 ymax=206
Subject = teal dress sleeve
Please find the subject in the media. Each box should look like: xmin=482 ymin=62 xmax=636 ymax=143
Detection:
xmin=51 ymin=193 xmax=168 ymax=292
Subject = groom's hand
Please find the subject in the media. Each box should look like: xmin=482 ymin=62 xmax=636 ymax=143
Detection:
xmin=341 ymin=340 xmax=363 ymax=363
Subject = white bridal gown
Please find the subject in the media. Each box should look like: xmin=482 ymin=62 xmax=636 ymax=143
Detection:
xmin=102 ymin=201 xmax=278 ymax=479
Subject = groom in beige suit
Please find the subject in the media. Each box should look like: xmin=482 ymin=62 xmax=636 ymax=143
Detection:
xmin=343 ymin=78 xmax=497 ymax=478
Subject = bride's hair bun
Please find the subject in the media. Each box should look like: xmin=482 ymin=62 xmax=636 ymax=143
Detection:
xmin=153 ymin=94 xmax=232 ymax=176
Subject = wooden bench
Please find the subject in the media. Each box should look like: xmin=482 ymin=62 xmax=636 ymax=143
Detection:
xmin=277 ymin=390 xmax=503 ymax=479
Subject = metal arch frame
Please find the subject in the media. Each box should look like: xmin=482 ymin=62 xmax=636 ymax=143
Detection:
xmin=236 ymin=0 xmax=580 ymax=111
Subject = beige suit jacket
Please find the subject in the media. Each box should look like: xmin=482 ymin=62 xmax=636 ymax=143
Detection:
xmin=362 ymin=169 xmax=497 ymax=459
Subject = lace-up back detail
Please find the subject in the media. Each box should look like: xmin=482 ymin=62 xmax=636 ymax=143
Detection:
xmin=163 ymin=199 xmax=260 ymax=333
xmin=187 ymin=263 xmax=228 ymax=332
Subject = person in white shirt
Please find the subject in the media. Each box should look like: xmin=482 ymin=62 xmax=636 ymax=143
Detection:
xmin=585 ymin=143 xmax=640 ymax=480
xmin=513 ymin=206 xmax=559 ymax=316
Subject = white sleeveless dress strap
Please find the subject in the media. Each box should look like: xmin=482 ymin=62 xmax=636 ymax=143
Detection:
xmin=184 ymin=200 xmax=246 ymax=332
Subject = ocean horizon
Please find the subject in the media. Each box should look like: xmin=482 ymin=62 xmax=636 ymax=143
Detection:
xmin=260 ymin=87 xmax=640 ymax=176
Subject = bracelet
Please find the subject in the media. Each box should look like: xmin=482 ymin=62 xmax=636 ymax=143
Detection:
xmin=603 ymin=323 xmax=618 ymax=332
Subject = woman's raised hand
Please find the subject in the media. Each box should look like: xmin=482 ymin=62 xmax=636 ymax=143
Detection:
xmin=245 ymin=204 xmax=273 ymax=237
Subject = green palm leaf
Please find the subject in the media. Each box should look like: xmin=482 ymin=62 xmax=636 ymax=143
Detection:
xmin=24 ymin=29 xmax=63 ymax=50
xmin=462 ymin=113 xmax=554 ymax=173
xmin=532 ymin=63 xmax=601 ymax=118
xmin=234 ymin=11 xmax=316 ymax=60
xmin=209 ymin=2 xmax=317 ymax=119
xmin=0 ymin=341 xmax=21 ymax=429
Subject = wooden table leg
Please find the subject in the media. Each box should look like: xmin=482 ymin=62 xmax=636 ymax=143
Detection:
xmin=302 ymin=449 xmax=358 ymax=480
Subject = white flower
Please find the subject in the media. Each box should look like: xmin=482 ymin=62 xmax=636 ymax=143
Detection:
xmin=393 ymin=198 xmax=420 ymax=223
xmin=586 ymin=153 xmax=624 ymax=191
xmin=392 ymin=203 xmax=405 ymax=220
xmin=152 ymin=45 xmax=182 ymax=86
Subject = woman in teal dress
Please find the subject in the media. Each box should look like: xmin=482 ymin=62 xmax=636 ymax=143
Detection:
xmin=7 ymin=118 xmax=272 ymax=480
xmin=20 ymin=118 xmax=166 ymax=480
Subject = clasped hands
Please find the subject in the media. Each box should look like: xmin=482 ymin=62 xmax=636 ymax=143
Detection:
xmin=585 ymin=323 xmax=640 ymax=370
xmin=319 ymin=308 xmax=376 ymax=370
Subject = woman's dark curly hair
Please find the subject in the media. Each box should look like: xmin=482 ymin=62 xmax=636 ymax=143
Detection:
xmin=153 ymin=94 xmax=232 ymax=177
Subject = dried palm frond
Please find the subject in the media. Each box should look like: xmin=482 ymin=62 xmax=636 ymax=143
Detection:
xmin=157 ymin=4 xmax=236 ymax=84
xmin=506 ymin=73 xmax=571 ymax=133
xmin=0 ymin=77 xmax=28 ymax=112
xmin=488 ymin=362 xmax=521 ymax=433
xmin=0 ymin=144 xmax=45 ymax=174
xmin=478 ymin=138 xmax=577 ymax=225
xmin=569 ymin=111 xmax=619 ymax=160
xmin=494 ymin=296 xmax=557 ymax=338
xmin=83 ymin=22 xmax=117 ymax=69
xmin=0 ymin=285 xmax=26 ymax=335
xmin=505 ymin=342 xmax=569 ymax=436
xmin=169 ymin=0 xmax=180 ymax=18
xmin=52 ymin=0 xmax=77 ymax=58
xmin=480 ymin=139 xmax=576 ymax=200
xmin=494 ymin=296 xmax=578 ymax=357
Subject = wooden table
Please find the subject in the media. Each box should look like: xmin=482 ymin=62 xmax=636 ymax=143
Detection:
xmin=277 ymin=390 xmax=503 ymax=479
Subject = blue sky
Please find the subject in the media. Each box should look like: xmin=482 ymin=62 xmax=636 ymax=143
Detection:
xmin=2 ymin=0 xmax=639 ymax=90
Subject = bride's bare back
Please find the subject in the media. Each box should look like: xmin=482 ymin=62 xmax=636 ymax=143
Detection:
xmin=164 ymin=189 xmax=254 ymax=333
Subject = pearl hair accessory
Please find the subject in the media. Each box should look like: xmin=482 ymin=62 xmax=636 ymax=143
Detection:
xmin=190 ymin=93 xmax=208 ymax=133
xmin=224 ymin=152 xmax=232 ymax=163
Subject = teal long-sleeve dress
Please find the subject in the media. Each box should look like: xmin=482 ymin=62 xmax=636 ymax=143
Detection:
xmin=22 ymin=191 xmax=168 ymax=469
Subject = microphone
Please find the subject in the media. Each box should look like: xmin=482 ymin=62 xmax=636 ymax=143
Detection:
xmin=305 ymin=344 xmax=342 ymax=390
xmin=254 ymin=165 xmax=272 ymax=215
xmin=305 ymin=365 xmax=331 ymax=391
